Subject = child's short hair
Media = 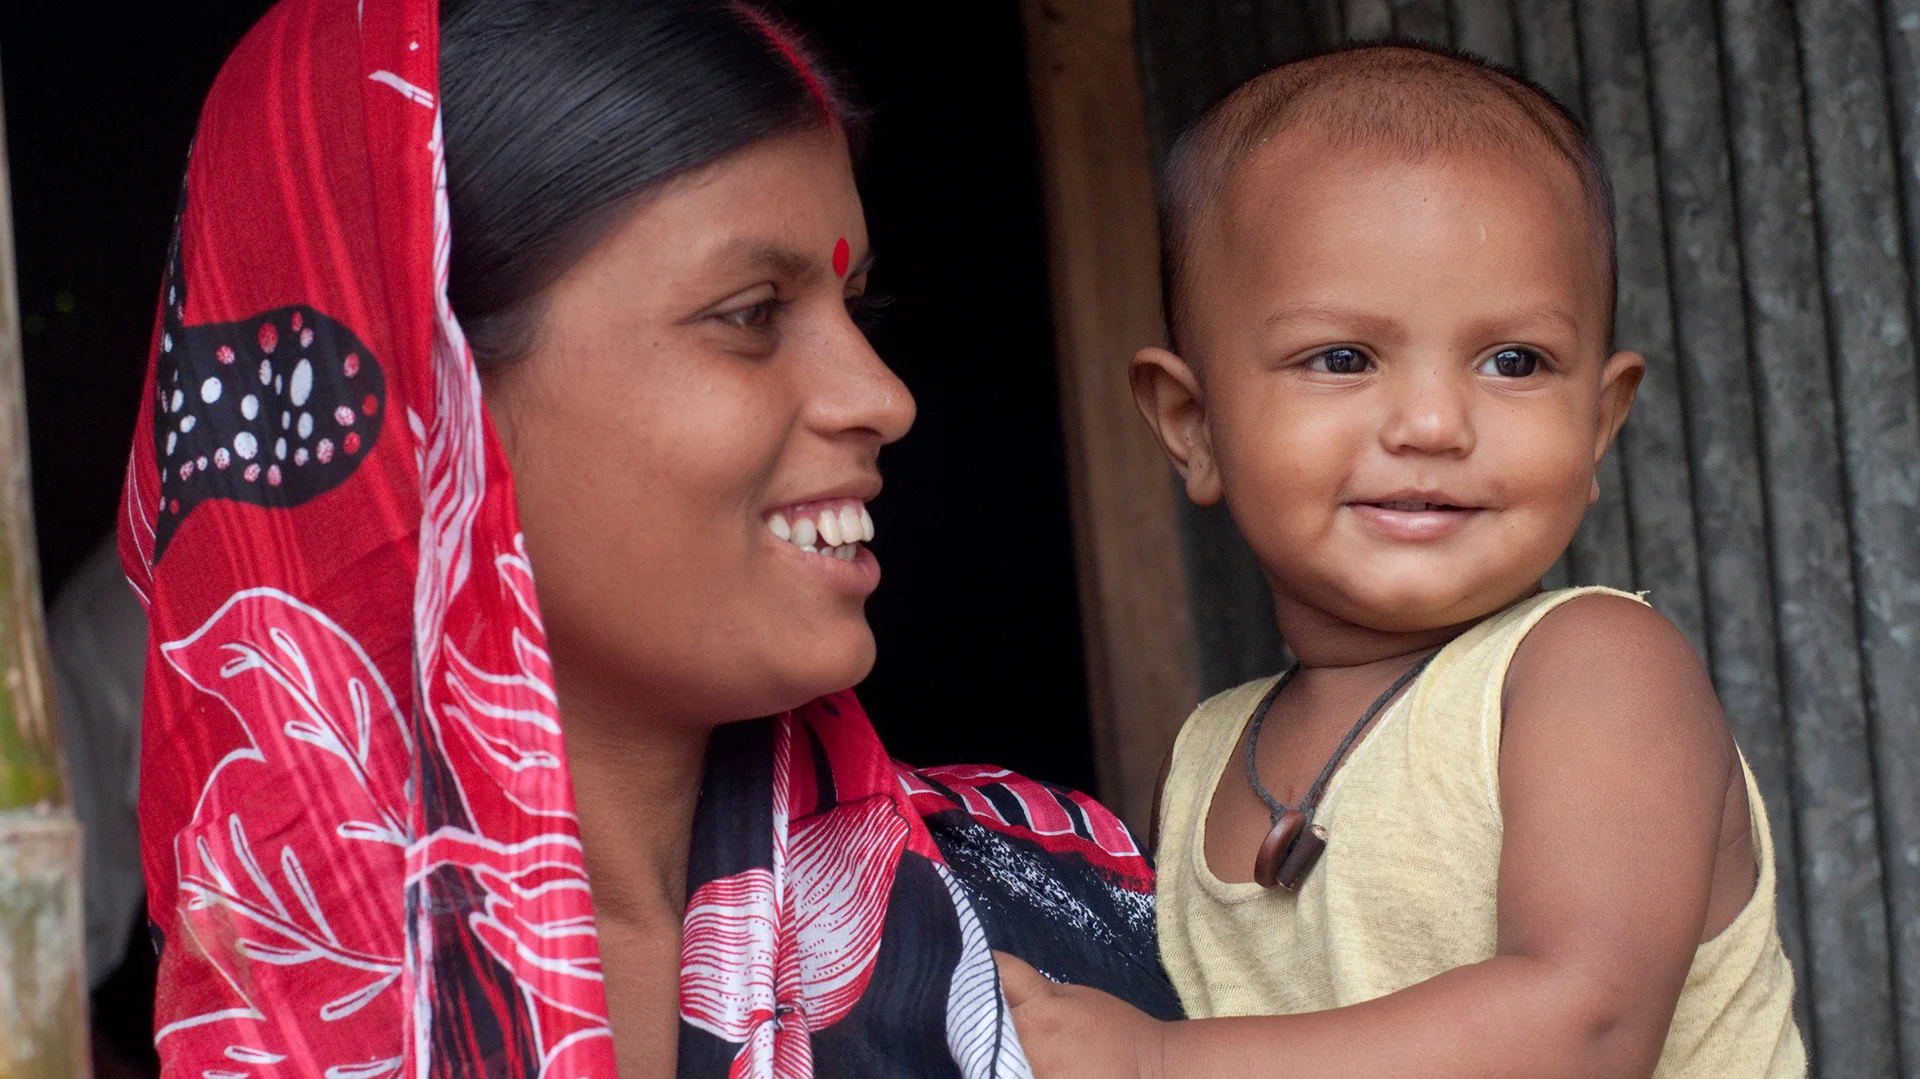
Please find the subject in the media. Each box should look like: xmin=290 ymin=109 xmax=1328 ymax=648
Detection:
xmin=1157 ymin=42 xmax=1617 ymax=353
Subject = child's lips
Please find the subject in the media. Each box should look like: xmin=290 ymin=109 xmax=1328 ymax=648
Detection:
xmin=1346 ymin=499 xmax=1483 ymax=541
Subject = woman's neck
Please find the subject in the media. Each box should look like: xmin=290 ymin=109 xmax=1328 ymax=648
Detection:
xmin=556 ymin=671 xmax=712 ymax=928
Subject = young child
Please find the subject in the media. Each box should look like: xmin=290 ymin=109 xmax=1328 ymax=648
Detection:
xmin=994 ymin=44 xmax=1806 ymax=1078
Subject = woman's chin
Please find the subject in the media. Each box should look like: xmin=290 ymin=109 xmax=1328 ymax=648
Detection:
xmin=816 ymin=625 xmax=878 ymax=695
xmin=752 ymin=622 xmax=876 ymax=716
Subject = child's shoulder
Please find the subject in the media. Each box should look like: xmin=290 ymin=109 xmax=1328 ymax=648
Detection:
xmin=1463 ymin=584 xmax=1654 ymax=652
xmin=1501 ymin=586 xmax=1733 ymax=775
xmin=1425 ymin=586 xmax=1677 ymax=689
xmin=1507 ymin=587 xmax=1701 ymax=692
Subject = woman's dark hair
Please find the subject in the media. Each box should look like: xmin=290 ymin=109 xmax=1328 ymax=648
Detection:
xmin=440 ymin=0 xmax=856 ymax=367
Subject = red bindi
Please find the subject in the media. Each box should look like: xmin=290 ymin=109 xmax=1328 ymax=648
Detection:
xmin=833 ymin=237 xmax=851 ymax=278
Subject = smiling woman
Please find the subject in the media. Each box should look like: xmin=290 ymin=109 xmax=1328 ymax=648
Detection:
xmin=482 ymin=128 xmax=910 ymax=751
xmin=114 ymin=0 xmax=1178 ymax=1076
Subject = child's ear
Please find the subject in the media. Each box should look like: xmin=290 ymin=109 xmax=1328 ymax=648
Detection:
xmin=1589 ymin=349 xmax=1646 ymax=504
xmin=1130 ymin=346 xmax=1223 ymax=505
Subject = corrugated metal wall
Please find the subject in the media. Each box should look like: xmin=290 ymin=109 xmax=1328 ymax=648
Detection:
xmin=1127 ymin=0 xmax=1919 ymax=1073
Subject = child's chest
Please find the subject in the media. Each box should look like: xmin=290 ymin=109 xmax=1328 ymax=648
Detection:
xmin=1201 ymin=690 xmax=1396 ymax=885
xmin=1162 ymin=667 xmax=1511 ymax=1017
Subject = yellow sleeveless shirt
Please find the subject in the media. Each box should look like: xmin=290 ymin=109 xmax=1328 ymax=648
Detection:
xmin=1156 ymin=587 xmax=1806 ymax=1076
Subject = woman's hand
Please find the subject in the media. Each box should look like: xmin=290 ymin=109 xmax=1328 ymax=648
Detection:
xmin=993 ymin=951 xmax=1167 ymax=1079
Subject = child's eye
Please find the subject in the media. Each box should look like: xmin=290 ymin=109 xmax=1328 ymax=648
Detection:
xmin=717 ymin=297 xmax=785 ymax=330
xmin=1307 ymin=346 xmax=1371 ymax=374
xmin=1478 ymin=347 xmax=1542 ymax=378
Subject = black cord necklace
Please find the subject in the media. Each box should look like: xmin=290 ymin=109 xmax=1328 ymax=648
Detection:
xmin=1244 ymin=652 xmax=1437 ymax=889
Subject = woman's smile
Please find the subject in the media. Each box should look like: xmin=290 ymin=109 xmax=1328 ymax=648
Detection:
xmin=765 ymin=495 xmax=883 ymax=595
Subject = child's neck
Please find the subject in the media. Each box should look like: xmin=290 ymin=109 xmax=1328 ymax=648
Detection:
xmin=1271 ymin=586 xmax=1540 ymax=671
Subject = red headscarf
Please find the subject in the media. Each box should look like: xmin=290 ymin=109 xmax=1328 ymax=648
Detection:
xmin=122 ymin=1 xmax=1178 ymax=1075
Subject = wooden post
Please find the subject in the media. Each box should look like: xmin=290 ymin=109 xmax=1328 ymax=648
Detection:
xmin=0 ymin=70 xmax=92 ymax=1079
xmin=1019 ymin=0 xmax=1198 ymax=833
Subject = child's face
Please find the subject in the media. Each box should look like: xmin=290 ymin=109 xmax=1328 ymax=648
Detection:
xmin=1136 ymin=130 xmax=1642 ymax=634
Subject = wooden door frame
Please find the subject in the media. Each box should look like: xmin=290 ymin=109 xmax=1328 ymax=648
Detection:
xmin=1019 ymin=0 xmax=1196 ymax=833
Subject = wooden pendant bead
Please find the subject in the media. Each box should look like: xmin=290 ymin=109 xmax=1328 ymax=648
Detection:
xmin=1253 ymin=809 xmax=1306 ymax=889
xmin=1274 ymin=823 xmax=1327 ymax=890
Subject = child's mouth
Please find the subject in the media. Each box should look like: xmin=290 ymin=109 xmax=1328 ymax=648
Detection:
xmin=1347 ymin=497 xmax=1481 ymax=541
xmin=1369 ymin=500 xmax=1467 ymax=512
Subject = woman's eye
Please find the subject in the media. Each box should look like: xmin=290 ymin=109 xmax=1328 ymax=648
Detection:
xmin=717 ymin=298 xmax=782 ymax=330
xmin=1308 ymin=347 xmax=1370 ymax=374
xmin=846 ymin=291 xmax=892 ymax=332
xmin=1480 ymin=347 xmax=1542 ymax=378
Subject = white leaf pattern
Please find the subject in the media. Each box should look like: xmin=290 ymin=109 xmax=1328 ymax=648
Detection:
xmin=679 ymin=720 xmax=913 ymax=1078
xmin=935 ymin=863 xmax=1033 ymax=1079
xmin=160 ymin=588 xmax=414 ymax=1049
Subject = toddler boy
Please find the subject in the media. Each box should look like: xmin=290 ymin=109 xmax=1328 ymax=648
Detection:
xmin=996 ymin=43 xmax=1804 ymax=1078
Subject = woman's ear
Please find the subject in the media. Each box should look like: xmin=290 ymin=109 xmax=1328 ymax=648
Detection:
xmin=1130 ymin=346 xmax=1223 ymax=505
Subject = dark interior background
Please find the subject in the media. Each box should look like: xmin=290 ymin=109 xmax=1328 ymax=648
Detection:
xmin=2 ymin=0 xmax=1090 ymax=1066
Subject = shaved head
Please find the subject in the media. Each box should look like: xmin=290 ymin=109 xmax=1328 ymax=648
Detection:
xmin=1159 ymin=43 xmax=1615 ymax=352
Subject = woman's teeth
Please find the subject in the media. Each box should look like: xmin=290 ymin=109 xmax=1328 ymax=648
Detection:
xmin=768 ymin=503 xmax=874 ymax=561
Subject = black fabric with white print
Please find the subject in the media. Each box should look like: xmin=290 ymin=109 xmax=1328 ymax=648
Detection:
xmin=151 ymin=232 xmax=386 ymax=558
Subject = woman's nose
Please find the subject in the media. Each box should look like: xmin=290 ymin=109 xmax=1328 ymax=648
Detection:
xmin=1379 ymin=364 xmax=1474 ymax=457
xmin=807 ymin=318 xmax=916 ymax=447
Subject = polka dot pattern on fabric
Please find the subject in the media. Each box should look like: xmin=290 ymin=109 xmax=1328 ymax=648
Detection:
xmin=149 ymin=240 xmax=386 ymax=558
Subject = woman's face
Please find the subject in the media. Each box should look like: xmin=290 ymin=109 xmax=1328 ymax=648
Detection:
xmin=483 ymin=128 xmax=913 ymax=731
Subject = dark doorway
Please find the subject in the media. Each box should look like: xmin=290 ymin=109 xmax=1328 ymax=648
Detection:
xmin=784 ymin=0 xmax=1094 ymax=791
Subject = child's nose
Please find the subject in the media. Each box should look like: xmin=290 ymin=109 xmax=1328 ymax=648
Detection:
xmin=1379 ymin=370 xmax=1475 ymax=457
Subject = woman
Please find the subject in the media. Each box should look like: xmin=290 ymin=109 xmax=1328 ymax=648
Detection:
xmin=120 ymin=0 xmax=1179 ymax=1075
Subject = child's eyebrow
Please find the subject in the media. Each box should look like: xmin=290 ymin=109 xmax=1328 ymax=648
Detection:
xmin=1262 ymin=302 xmax=1405 ymax=341
xmin=1455 ymin=302 xmax=1585 ymax=339
xmin=1262 ymin=300 xmax=1585 ymax=341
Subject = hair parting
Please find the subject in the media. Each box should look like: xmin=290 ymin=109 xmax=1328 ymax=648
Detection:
xmin=729 ymin=2 xmax=836 ymax=123
xmin=440 ymin=0 xmax=858 ymax=370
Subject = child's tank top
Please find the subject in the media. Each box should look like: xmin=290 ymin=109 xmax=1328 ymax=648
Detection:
xmin=1156 ymin=586 xmax=1806 ymax=1076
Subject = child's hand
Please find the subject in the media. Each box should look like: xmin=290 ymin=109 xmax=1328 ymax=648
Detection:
xmin=993 ymin=951 xmax=1166 ymax=1079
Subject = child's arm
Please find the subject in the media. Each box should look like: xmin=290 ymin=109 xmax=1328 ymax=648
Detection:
xmin=996 ymin=594 xmax=1746 ymax=1079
